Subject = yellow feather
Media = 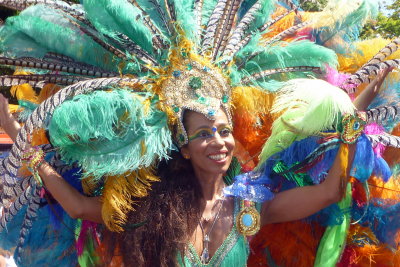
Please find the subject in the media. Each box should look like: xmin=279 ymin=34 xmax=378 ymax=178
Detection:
xmin=10 ymin=70 xmax=38 ymax=103
xmin=8 ymin=104 xmax=19 ymax=113
xmin=338 ymin=38 xmax=400 ymax=73
xmin=232 ymin=86 xmax=274 ymax=118
xmin=309 ymin=0 xmax=366 ymax=29
xmin=101 ymin=168 xmax=159 ymax=232
xmin=37 ymin=84 xmax=61 ymax=103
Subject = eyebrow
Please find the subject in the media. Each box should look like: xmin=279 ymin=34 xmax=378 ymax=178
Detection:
xmin=192 ymin=123 xmax=229 ymax=132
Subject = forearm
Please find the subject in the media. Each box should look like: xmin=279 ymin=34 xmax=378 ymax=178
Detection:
xmin=38 ymin=162 xmax=103 ymax=223
xmin=262 ymin=144 xmax=355 ymax=225
xmin=353 ymin=68 xmax=391 ymax=111
xmin=2 ymin=119 xmax=20 ymax=142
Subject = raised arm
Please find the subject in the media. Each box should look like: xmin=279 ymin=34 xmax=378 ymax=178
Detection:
xmin=0 ymin=94 xmax=103 ymax=223
xmin=261 ymin=69 xmax=391 ymax=225
xmin=0 ymin=94 xmax=20 ymax=142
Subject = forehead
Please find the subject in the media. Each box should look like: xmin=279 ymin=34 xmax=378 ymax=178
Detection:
xmin=184 ymin=109 xmax=229 ymax=132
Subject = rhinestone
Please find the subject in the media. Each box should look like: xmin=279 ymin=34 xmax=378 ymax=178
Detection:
xmin=242 ymin=214 xmax=253 ymax=227
xmin=198 ymin=96 xmax=206 ymax=104
xmin=189 ymin=76 xmax=202 ymax=89
xmin=172 ymin=70 xmax=181 ymax=77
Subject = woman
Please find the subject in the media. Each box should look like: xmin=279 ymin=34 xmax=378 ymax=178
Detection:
xmin=0 ymin=1 xmax=395 ymax=266
xmin=0 ymin=68 xmax=391 ymax=266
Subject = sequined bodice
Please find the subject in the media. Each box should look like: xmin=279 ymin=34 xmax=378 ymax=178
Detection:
xmin=179 ymin=198 xmax=249 ymax=267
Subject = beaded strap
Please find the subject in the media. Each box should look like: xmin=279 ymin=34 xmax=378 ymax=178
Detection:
xmin=21 ymin=146 xmax=45 ymax=187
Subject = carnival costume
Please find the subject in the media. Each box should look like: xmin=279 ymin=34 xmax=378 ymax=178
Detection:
xmin=0 ymin=0 xmax=399 ymax=266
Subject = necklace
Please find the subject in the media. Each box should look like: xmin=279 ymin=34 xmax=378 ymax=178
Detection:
xmin=198 ymin=196 xmax=225 ymax=264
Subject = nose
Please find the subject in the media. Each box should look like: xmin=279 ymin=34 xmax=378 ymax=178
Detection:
xmin=210 ymin=131 xmax=225 ymax=146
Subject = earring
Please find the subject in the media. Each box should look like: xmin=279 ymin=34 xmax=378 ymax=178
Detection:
xmin=183 ymin=154 xmax=190 ymax=159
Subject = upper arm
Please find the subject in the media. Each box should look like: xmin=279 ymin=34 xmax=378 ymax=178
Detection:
xmin=74 ymin=196 xmax=104 ymax=224
xmin=260 ymin=183 xmax=339 ymax=225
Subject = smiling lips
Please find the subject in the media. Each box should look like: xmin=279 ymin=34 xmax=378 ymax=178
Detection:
xmin=208 ymin=153 xmax=228 ymax=161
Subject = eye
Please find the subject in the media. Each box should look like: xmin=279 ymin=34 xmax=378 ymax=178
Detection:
xmin=219 ymin=127 xmax=232 ymax=137
xmin=198 ymin=130 xmax=213 ymax=138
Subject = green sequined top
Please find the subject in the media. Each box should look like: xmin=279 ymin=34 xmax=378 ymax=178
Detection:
xmin=178 ymin=198 xmax=253 ymax=267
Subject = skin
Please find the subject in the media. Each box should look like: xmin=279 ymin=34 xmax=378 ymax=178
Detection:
xmin=0 ymin=68 xmax=392 ymax=259
xmin=0 ymin=255 xmax=5 ymax=267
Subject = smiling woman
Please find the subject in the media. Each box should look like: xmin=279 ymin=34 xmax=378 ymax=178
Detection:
xmin=2 ymin=0 xmax=400 ymax=267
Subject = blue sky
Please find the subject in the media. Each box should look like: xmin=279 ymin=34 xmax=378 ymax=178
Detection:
xmin=380 ymin=0 xmax=394 ymax=15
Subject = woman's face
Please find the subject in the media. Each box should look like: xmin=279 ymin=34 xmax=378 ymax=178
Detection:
xmin=181 ymin=109 xmax=235 ymax=177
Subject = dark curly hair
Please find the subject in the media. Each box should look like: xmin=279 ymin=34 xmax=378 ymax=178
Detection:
xmin=101 ymin=109 xmax=238 ymax=266
xmin=102 ymin=151 xmax=201 ymax=267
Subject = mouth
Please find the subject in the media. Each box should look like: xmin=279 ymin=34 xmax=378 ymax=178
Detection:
xmin=208 ymin=153 xmax=228 ymax=161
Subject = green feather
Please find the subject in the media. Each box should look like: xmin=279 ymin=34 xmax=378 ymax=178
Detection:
xmin=243 ymin=40 xmax=338 ymax=75
xmin=315 ymin=0 xmax=378 ymax=54
xmin=172 ymin=0 xmax=197 ymax=42
xmin=258 ymin=78 xmax=355 ymax=165
xmin=0 ymin=6 xmax=138 ymax=73
xmin=49 ymin=90 xmax=173 ymax=180
xmin=314 ymin=184 xmax=352 ymax=267
xmin=247 ymin=0 xmax=277 ymax=33
xmin=200 ymin=0 xmax=219 ymax=26
xmin=134 ymin=0 xmax=172 ymax=37
xmin=83 ymin=0 xmax=154 ymax=55
xmin=223 ymin=157 xmax=242 ymax=185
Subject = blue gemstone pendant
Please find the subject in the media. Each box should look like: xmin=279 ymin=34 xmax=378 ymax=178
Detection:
xmin=236 ymin=206 xmax=260 ymax=236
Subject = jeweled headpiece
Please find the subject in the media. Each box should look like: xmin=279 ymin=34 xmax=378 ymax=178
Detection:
xmin=160 ymin=57 xmax=232 ymax=146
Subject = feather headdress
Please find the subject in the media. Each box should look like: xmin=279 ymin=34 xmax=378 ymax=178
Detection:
xmin=0 ymin=0 xmax=339 ymax=234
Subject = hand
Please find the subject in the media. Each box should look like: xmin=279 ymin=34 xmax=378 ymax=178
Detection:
xmin=371 ymin=67 xmax=392 ymax=92
xmin=353 ymin=68 xmax=393 ymax=111
xmin=0 ymin=93 xmax=20 ymax=141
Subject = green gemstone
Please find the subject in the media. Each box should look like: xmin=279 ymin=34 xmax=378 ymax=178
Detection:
xmin=181 ymin=51 xmax=188 ymax=58
xmin=187 ymin=64 xmax=193 ymax=70
xmin=189 ymin=76 xmax=202 ymax=89
xmin=179 ymin=134 xmax=185 ymax=142
xmin=173 ymin=106 xmax=179 ymax=112
xmin=198 ymin=96 xmax=206 ymax=104
xmin=222 ymin=95 xmax=229 ymax=103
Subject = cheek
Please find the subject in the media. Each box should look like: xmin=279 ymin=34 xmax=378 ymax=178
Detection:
xmin=187 ymin=141 xmax=207 ymax=155
xmin=227 ymin=137 xmax=235 ymax=153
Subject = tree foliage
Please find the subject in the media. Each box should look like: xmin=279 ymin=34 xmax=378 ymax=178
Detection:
xmin=300 ymin=0 xmax=400 ymax=39
xmin=299 ymin=0 xmax=327 ymax=12
xmin=360 ymin=0 xmax=400 ymax=39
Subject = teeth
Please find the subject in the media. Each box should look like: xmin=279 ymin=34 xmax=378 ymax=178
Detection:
xmin=209 ymin=153 xmax=227 ymax=160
